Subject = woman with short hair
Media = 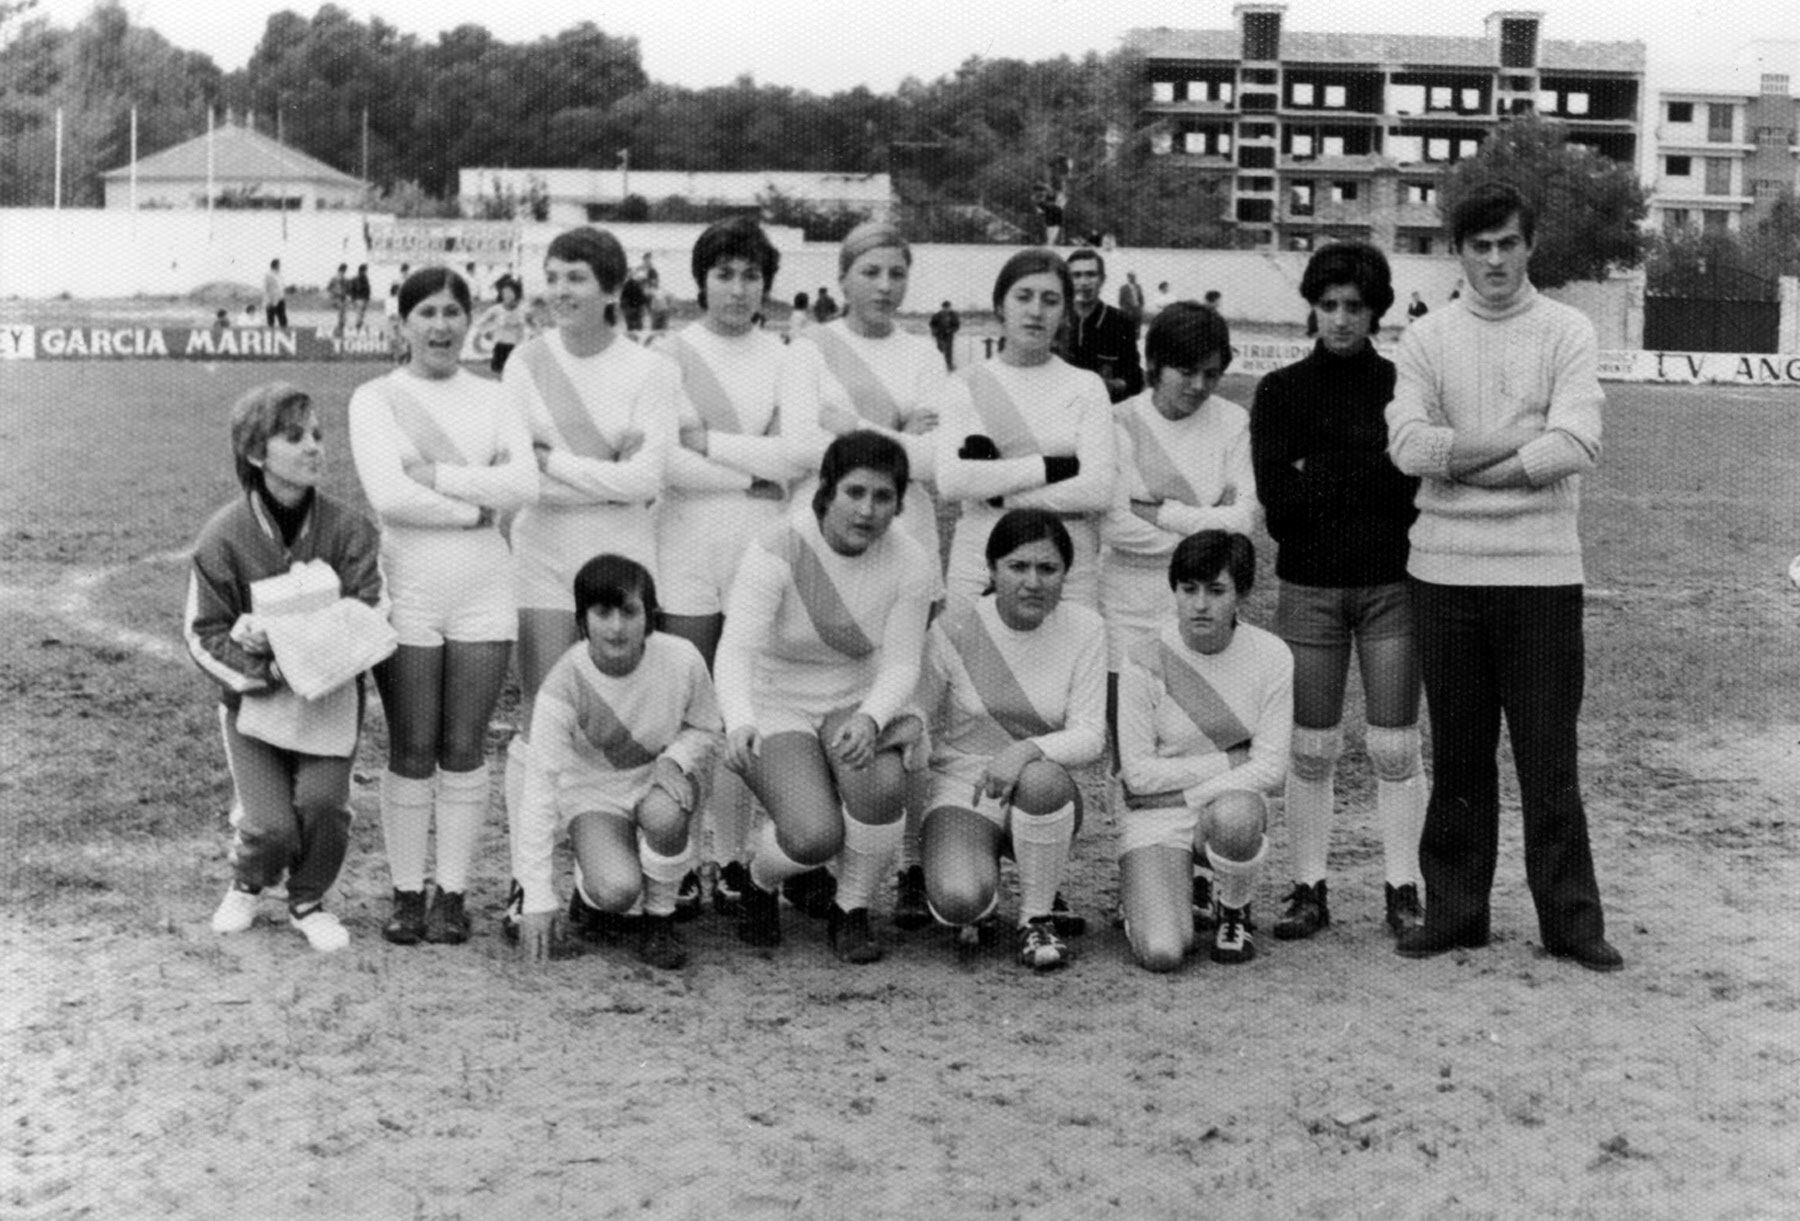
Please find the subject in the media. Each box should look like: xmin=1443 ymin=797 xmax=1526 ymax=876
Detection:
xmin=1250 ymin=241 xmax=1425 ymax=942
xmin=348 ymin=266 xmax=538 ymax=945
xmin=498 ymin=226 xmax=682 ymax=937
xmin=713 ymin=431 xmax=939 ymax=964
xmin=916 ymin=509 xmax=1106 ymax=971
xmin=189 ymin=382 xmax=386 ymax=952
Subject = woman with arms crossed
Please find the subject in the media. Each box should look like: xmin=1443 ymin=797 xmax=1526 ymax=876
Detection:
xmin=191 ymin=383 xmax=385 ymax=951
xmin=348 ymin=267 xmax=537 ymax=945
xmin=713 ymin=431 xmax=938 ymax=964
xmin=916 ymin=509 xmax=1106 ymax=971
xmin=659 ymin=217 xmax=808 ymax=915
xmin=498 ymin=226 xmax=680 ymax=938
xmin=1116 ymin=532 xmax=1292 ymax=971
xmin=513 ymin=555 xmax=722 ymax=970
xmin=1249 ymin=242 xmax=1425 ymax=941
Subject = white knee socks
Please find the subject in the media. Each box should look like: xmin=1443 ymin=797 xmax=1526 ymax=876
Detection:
xmin=434 ymin=763 xmax=489 ymax=893
xmin=1011 ymin=802 xmax=1075 ymax=924
xmin=1366 ymin=725 xmax=1426 ymax=888
xmin=1207 ymin=836 xmax=1268 ymax=912
xmin=379 ymin=770 xmax=433 ymax=893
xmin=639 ymin=841 xmax=690 ymax=918
xmin=837 ymin=817 xmax=902 ymax=913
xmin=1285 ymin=724 xmax=1342 ymax=884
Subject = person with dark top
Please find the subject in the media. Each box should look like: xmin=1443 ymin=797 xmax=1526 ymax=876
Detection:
xmin=1117 ymin=272 xmax=1146 ymax=335
xmin=349 ymin=264 xmax=373 ymax=332
xmin=619 ymin=274 xmax=648 ymax=333
xmin=1250 ymin=241 xmax=1426 ymax=944
xmin=1406 ymin=291 xmax=1429 ymax=325
xmin=927 ymin=300 xmax=961 ymax=370
xmin=1061 ymin=248 xmax=1144 ymax=404
xmin=812 ymin=286 xmax=838 ymax=323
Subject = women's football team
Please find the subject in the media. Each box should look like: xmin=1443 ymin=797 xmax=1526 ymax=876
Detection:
xmin=189 ymin=220 xmax=1422 ymax=975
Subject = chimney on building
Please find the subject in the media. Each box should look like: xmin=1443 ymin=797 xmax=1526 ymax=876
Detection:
xmin=1235 ymin=3 xmax=1286 ymax=63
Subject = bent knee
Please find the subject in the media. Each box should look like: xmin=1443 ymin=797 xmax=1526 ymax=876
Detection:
xmin=585 ymin=871 xmax=643 ymax=913
xmin=1204 ymin=792 xmax=1267 ymax=855
xmin=1364 ymin=725 xmax=1422 ymax=782
xmin=1289 ymin=724 xmax=1343 ymax=782
xmin=635 ymin=789 xmax=691 ymax=848
xmin=927 ymin=877 xmax=994 ymax=927
xmin=1011 ymin=761 xmax=1077 ymax=814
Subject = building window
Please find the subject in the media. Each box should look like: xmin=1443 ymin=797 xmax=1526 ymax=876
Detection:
xmin=1504 ymin=75 xmax=1534 ymax=92
xmin=1289 ymin=132 xmax=1315 ymax=157
xmin=1407 ymin=233 xmax=1435 ymax=254
xmin=1244 ymin=68 xmax=1278 ymax=85
xmin=1663 ymin=207 xmax=1689 ymax=231
xmin=1242 ymin=93 xmax=1277 ymax=112
xmin=1667 ymin=101 xmax=1693 ymax=123
xmin=1290 ymin=181 xmax=1314 ymax=215
xmin=1426 ymin=137 xmax=1451 ymax=161
xmin=1499 ymin=17 xmax=1539 ymax=69
xmin=1237 ymin=197 xmax=1274 ymax=223
xmin=1388 ymin=134 xmax=1423 ymax=163
xmin=1331 ymin=181 xmax=1359 ymax=202
xmin=1389 ymin=84 xmax=1424 ymax=114
xmin=1151 ymin=129 xmax=1173 ymax=155
xmin=1429 ymin=86 xmax=1453 ymax=110
xmin=1291 ymin=82 xmax=1315 ymax=106
xmin=1708 ymin=103 xmax=1734 ymax=141
xmin=1324 ymin=84 xmax=1347 ymax=108
xmin=1239 ymin=144 xmax=1275 ymax=169
xmin=1240 ymin=122 xmax=1275 ymax=140
xmin=1406 ymin=182 xmax=1436 ymax=205
xmin=1566 ymin=92 xmax=1589 ymax=116
xmin=1537 ymin=90 xmax=1558 ymax=114
xmin=1762 ymin=74 xmax=1789 ymax=96
xmin=1239 ymin=175 xmax=1275 ymax=192
xmin=1461 ymin=88 xmax=1482 ymax=111
xmin=1705 ymin=158 xmax=1732 ymax=195
xmin=1458 ymin=139 xmax=1480 ymax=159
xmin=1152 ymin=81 xmax=1175 ymax=103
xmin=1321 ymin=135 xmax=1346 ymax=157
xmin=1703 ymin=210 xmax=1729 ymax=234
xmin=1665 ymin=155 xmax=1692 ymax=176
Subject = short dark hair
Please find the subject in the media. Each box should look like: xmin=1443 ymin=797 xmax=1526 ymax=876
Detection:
xmin=813 ymin=430 xmax=910 ymax=519
xmin=692 ymin=216 xmax=780 ymax=308
xmin=398 ymin=266 xmax=472 ymax=320
xmin=1168 ymin=530 xmax=1256 ymax=595
xmin=545 ymin=226 xmax=629 ymax=294
xmin=991 ymin=247 xmax=1075 ymax=316
xmin=229 ymin=382 xmax=313 ymax=492
xmin=1299 ymin=241 xmax=1396 ymax=325
xmin=1450 ymin=180 xmax=1536 ymax=248
xmin=1145 ymin=302 xmax=1233 ymax=381
xmin=573 ymin=553 xmax=660 ymax=638
xmin=984 ymin=507 xmax=1074 ymax=572
xmin=1065 ymin=247 xmax=1106 ymax=279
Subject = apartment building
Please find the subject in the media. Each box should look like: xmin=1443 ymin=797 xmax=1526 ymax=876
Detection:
xmin=1652 ymin=47 xmax=1800 ymax=235
xmin=1126 ymin=5 xmax=1644 ymax=252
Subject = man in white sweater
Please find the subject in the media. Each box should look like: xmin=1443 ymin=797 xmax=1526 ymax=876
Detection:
xmin=1384 ymin=181 xmax=1621 ymax=973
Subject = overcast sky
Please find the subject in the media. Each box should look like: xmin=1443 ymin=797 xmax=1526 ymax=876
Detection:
xmin=28 ymin=0 xmax=1800 ymax=92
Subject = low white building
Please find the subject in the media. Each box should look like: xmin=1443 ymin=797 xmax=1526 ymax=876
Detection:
xmin=458 ymin=167 xmax=895 ymax=226
xmin=101 ymin=122 xmax=365 ymax=211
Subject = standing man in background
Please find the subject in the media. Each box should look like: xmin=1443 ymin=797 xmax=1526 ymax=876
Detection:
xmin=1062 ymin=248 xmax=1144 ymax=404
xmin=263 ymin=259 xmax=288 ymax=329
xmin=928 ymin=300 xmax=961 ymax=371
xmin=1117 ymin=271 xmax=1146 ymax=339
xmin=1384 ymin=181 xmax=1620 ymax=973
xmin=327 ymin=263 xmax=350 ymax=337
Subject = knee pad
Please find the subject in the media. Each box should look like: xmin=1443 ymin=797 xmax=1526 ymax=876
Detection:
xmin=1289 ymin=724 xmax=1343 ymax=782
xmin=1364 ymin=725 xmax=1422 ymax=783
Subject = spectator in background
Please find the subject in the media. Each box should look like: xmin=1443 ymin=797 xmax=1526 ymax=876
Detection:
xmin=1062 ymin=247 xmax=1144 ymax=404
xmin=1203 ymin=290 xmax=1223 ymax=315
xmin=1148 ymin=280 xmax=1175 ymax=322
xmin=327 ymin=263 xmax=350 ymax=338
xmin=619 ymin=273 xmax=648 ymax=334
xmin=928 ymin=300 xmax=961 ymax=371
xmin=1407 ymin=291 xmax=1430 ymax=326
xmin=812 ymin=286 xmax=838 ymax=324
xmin=349 ymin=264 xmax=373 ymax=333
xmin=263 ymin=259 xmax=288 ymax=329
xmin=787 ymin=291 xmax=813 ymax=343
xmin=1118 ymin=271 xmax=1146 ymax=336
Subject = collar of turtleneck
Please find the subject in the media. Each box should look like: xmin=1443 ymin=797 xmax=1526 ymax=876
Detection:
xmin=1461 ymin=280 xmax=1538 ymax=322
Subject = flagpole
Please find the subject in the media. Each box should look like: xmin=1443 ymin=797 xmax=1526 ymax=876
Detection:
xmin=53 ymin=107 xmax=62 ymax=210
xmin=129 ymin=105 xmax=138 ymax=212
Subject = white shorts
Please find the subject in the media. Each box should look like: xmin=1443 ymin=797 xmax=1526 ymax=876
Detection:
xmin=512 ymin=503 xmax=659 ymax=612
xmin=1100 ymin=557 xmax=1172 ymax=671
xmin=923 ymin=773 xmax=1015 ymax=830
xmin=755 ymin=702 xmax=927 ymax=770
xmin=383 ymin=529 xmax=516 ymax=647
xmin=557 ymin=778 xmax=653 ymax=836
xmin=1117 ymin=790 xmax=1268 ymax=856
xmin=657 ymin=491 xmax=785 ymax=616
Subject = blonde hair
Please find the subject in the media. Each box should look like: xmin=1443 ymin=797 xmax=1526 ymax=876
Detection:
xmin=838 ymin=221 xmax=911 ymax=278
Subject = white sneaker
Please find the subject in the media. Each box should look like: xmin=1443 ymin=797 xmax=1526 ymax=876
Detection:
xmin=211 ymin=886 xmax=260 ymax=934
xmin=290 ymin=907 xmax=350 ymax=953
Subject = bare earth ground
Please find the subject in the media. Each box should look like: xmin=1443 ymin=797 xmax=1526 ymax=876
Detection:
xmin=2 ymin=365 xmax=1798 ymax=1217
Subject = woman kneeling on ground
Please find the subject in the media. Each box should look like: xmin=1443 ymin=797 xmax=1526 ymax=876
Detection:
xmin=916 ymin=509 xmax=1107 ymax=971
xmin=513 ymin=555 xmax=723 ymax=970
xmin=190 ymin=382 xmax=386 ymax=952
xmin=713 ymin=431 xmax=939 ymax=963
xmin=1116 ymin=531 xmax=1293 ymax=971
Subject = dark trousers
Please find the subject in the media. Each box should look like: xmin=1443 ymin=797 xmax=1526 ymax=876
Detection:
xmin=1410 ymin=580 xmax=1606 ymax=948
xmin=221 ymin=708 xmax=354 ymax=907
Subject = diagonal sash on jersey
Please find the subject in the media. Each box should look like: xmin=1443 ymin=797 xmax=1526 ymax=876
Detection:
xmin=1123 ymin=639 xmax=1253 ymax=809
xmin=807 ymin=327 xmax=903 ymax=429
xmin=574 ymin=672 xmax=662 ymax=771
xmin=386 ymin=382 xmax=471 ymax=465
xmin=1121 ymin=409 xmax=1201 ymax=505
xmin=516 ymin=340 xmax=619 ymax=459
xmin=939 ymin=599 xmax=1056 ymax=757
xmin=962 ymin=364 xmax=1040 ymax=456
xmin=774 ymin=527 xmax=876 ymax=658
xmin=666 ymin=334 xmax=748 ymax=434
